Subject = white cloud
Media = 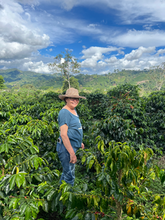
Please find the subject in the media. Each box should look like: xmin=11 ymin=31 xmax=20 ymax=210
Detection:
xmin=11 ymin=0 xmax=165 ymax=50
xmin=81 ymin=46 xmax=120 ymax=69
xmin=156 ymin=48 xmax=165 ymax=56
xmin=101 ymin=29 xmax=165 ymax=48
xmin=105 ymin=56 xmax=118 ymax=63
xmin=54 ymin=0 xmax=165 ymax=24
xmin=124 ymin=46 xmax=155 ymax=61
xmin=0 ymin=0 xmax=50 ymax=60
xmin=81 ymin=46 xmax=119 ymax=59
xmin=88 ymin=24 xmax=98 ymax=28
xmin=22 ymin=60 xmax=50 ymax=73
xmin=17 ymin=0 xmax=40 ymax=6
xmin=1 ymin=0 xmax=165 ymax=75
xmin=80 ymin=46 xmax=165 ymax=74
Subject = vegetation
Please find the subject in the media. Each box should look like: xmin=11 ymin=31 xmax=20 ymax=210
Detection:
xmin=149 ymin=63 xmax=165 ymax=91
xmin=0 ymin=66 xmax=165 ymax=93
xmin=62 ymin=76 xmax=79 ymax=93
xmin=0 ymin=84 xmax=165 ymax=220
xmin=0 ymin=75 xmax=5 ymax=89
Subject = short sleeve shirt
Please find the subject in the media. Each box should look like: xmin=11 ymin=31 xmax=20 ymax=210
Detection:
xmin=58 ymin=109 xmax=83 ymax=148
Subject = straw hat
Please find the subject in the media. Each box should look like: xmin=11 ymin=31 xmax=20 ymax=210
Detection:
xmin=59 ymin=88 xmax=86 ymax=100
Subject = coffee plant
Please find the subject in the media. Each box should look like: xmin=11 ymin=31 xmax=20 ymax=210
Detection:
xmin=0 ymin=85 xmax=165 ymax=220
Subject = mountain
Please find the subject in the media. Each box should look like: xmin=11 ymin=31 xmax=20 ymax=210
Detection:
xmin=0 ymin=68 xmax=164 ymax=93
xmin=0 ymin=69 xmax=63 ymax=89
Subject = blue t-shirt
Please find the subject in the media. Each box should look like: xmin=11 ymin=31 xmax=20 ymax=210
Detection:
xmin=58 ymin=109 xmax=83 ymax=148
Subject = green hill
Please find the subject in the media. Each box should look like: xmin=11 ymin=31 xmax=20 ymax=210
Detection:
xmin=0 ymin=68 xmax=164 ymax=93
xmin=0 ymin=69 xmax=63 ymax=89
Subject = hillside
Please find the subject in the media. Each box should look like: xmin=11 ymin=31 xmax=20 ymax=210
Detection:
xmin=0 ymin=68 xmax=164 ymax=93
xmin=0 ymin=69 xmax=63 ymax=89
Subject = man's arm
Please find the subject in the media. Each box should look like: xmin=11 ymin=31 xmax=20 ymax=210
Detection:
xmin=60 ymin=124 xmax=77 ymax=164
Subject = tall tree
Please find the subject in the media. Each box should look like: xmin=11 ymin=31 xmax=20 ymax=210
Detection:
xmin=0 ymin=75 xmax=5 ymax=89
xmin=48 ymin=49 xmax=80 ymax=88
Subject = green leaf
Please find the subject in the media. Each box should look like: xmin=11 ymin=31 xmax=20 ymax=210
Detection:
xmin=160 ymin=173 xmax=165 ymax=185
xmin=16 ymin=174 xmax=22 ymax=188
xmin=47 ymin=190 xmax=56 ymax=201
xmin=81 ymin=155 xmax=86 ymax=164
xmin=32 ymin=145 xmax=39 ymax=153
xmin=9 ymin=175 xmax=16 ymax=190
xmin=5 ymin=184 xmax=10 ymax=194
xmin=30 ymin=202 xmax=38 ymax=212
xmin=20 ymin=203 xmax=27 ymax=215
xmin=42 ymin=200 xmax=49 ymax=213
xmin=25 ymin=206 xmax=31 ymax=220
xmin=0 ymin=191 xmax=5 ymax=199
xmin=59 ymin=201 xmax=63 ymax=214
xmin=13 ymin=198 xmax=19 ymax=209
xmin=33 ymin=157 xmax=39 ymax=170
xmin=9 ymin=198 xmax=19 ymax=209
xmin=34 ymin=174 xmax=43 ymax=182
xmin=89 ymin=159 xmax=94 ymax=169
xmin=66 ymin=209 xmax=76 ymax=219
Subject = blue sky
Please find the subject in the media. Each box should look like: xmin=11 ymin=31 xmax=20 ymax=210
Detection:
xmin=1 ymin=0 xmax=165 ymax=74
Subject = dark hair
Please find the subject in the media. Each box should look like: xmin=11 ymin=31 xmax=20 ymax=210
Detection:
xmin=64 ymin=97 xmax=69 ymax=103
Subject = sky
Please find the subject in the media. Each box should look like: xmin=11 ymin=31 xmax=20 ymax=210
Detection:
xmin=1 ymin=0 xmax=165 ymax=75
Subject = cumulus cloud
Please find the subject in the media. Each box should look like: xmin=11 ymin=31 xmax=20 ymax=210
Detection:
xmin=22 ymin=60 xmax=50 ymax=73
xmin=0 ymin=0 xmax=50 ymax=65
xmin=0 ymin=55 xmax=54 ymax=74
xmin=81 ymin=46 xmax=120 ymax=69
xmin=156 ymin=48 xmax=165 ymax=56
xmin=124 ymin=46 xmax=155 ymax=61
xmin=80 ymin=46 xmax=165 ymax=74
xmin=1 ymin=0 xmax=165 ymax=75
xmin=81 ymin=46 xmax=120 ymax=59
xmin=105 ymin=56 xmax=118 ymax=63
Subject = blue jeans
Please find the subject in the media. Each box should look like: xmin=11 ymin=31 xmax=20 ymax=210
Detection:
xmin=56 ymin=141 xmax=77 ymax=186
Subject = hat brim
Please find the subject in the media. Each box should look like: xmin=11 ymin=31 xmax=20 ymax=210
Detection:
xmin=59 ymin=95 xmax=86 ymax=100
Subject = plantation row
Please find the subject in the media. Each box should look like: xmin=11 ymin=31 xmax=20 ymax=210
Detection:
xmin=0 ymin=84 xmax=165 ymax=220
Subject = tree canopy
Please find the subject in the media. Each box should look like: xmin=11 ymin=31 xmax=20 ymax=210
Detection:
xmin=48 ymin=49 xmax=80 ymax=89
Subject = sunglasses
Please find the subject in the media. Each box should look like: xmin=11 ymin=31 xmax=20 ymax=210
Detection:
xmin=68 ymin=97 xmax=79 ymax=101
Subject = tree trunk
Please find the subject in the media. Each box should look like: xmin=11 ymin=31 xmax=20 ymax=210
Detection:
xmin=68 ymin=80 xmax=70 ymax=88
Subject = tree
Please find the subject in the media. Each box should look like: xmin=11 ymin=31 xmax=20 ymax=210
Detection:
xmin=48 ymin=49 xmax=80 ymax=89
xmin=62 ymin=76 xmax=79 ymax=93
xmin=0 ymin=75 xmax=5 ymax=89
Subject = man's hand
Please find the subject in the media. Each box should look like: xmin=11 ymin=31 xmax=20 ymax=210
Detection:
xmin=81 ymin=143 xmax=85 ymax=149
xmin=70 ymin=153 xmax=77 ymax=164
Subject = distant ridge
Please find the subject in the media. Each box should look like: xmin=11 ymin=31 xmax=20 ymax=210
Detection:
xmin=0 ymin=68 xmax=164 ymax=92
xmin=0 ymin=69 xmax=63 ymax=89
